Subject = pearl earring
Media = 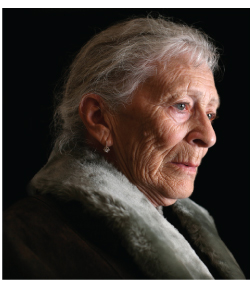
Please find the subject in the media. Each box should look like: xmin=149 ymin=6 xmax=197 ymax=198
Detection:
xmin=103 ymin=141 xmax=110 ymax=153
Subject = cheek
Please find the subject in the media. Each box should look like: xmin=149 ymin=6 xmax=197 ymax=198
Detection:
xmin=135 ymin=120 xmax=186 ymax=171
xmin=168 ymin=106 xmax=191 ymax=124
xmin=154 ymin=120 xmax=186 ymax=151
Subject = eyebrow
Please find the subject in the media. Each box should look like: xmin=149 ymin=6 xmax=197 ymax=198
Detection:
xmin=209 ymin=96 xmax=221 ymax=108
xmin=187 ymin=89 xmax=221 ymax=108
xmin=161 ymin=87 xmax=221 ymax=108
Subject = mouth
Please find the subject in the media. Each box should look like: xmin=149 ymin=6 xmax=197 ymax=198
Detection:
xmin=170 ymin=162 xmax=199 ymax=173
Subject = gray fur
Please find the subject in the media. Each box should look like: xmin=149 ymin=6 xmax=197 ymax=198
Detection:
xmin=28 ymin=146 xmax=245 ymax=279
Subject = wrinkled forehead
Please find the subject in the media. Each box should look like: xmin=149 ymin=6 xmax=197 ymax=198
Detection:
xmin=147 ymin=60 xmax=220 ymax=107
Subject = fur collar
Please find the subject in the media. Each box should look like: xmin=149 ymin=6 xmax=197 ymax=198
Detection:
xmin=28 ymin=146 xmax=245 ymax=279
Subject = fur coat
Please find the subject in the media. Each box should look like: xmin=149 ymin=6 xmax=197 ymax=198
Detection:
xmin=4 ymin=146 xmax=245 ymax=279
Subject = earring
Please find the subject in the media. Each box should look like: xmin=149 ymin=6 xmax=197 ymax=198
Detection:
xmin=103 ymin=141 xmax=110 ymax=153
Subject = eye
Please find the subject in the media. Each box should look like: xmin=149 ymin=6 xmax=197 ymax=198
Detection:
xmin=168 ymin=102 xmax=192 ymax=123
xmin=173 ymin=103 xmax=190 ymax=111
xmin=207 ymin=113 xmax=217 ymax=121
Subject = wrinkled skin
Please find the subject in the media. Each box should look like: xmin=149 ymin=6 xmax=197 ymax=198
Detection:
xmin=106 ymin=60 xmax=220 ymax=207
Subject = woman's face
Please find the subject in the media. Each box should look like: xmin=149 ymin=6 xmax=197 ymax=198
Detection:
xmin=108 ymin=61 xmax=220 ymax=206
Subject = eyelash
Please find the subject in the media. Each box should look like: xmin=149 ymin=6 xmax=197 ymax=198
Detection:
xmin=207 ymin=113 xmax=217 ymax=122
xmin=173 ymin=102 xmax=218 ymax=122
xmin=172 ymin=102 xmax=190 ymax=113
xmin=208 ymin=114 xmax=218 ymax=123
xmin=173 ymin=102 xmax=190 ymax=112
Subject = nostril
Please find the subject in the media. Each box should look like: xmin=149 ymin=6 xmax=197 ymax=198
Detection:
xmin=192 ymin=139 xmax=209 ymax=148
xmin=186 ymin=125 xmax=217 ymax=148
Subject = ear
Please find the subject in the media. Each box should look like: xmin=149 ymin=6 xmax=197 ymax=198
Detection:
xmin=78 ymin=94 xmax=113 ymax=147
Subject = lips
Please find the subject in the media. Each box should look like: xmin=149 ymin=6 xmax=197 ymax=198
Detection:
xmin=173 ymin=162 xmax=199 ymax=167
xmin=171 ymin=162 xmax=199 ymax=173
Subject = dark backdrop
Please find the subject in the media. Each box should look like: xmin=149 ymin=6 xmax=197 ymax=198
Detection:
xmin=3 ymin=8 xmax=250 ymax=279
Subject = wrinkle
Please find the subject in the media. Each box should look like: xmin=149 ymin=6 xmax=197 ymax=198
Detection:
xmin=105 ymin=60 xmax=218 ymax=207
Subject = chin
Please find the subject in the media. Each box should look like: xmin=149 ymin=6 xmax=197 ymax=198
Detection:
xmin=180 ymin=189 xmax=194 ymax=199
xmin=161 ymin=182 xmax=194 ymax=206
xmin=162 ymin=198 xmax=178 ymax=206
xmin=178 ymin=184 xmax=194 ymax=199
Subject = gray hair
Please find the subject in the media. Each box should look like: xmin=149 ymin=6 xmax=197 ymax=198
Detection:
xmin=53 ymin=16 xmax=220 ymax=153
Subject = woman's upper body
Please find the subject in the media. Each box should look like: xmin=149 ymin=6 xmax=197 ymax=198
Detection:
xmin=3 ymin=16 xmax=246 ymax=279
xmin=3 ymin=146 xmax=245 ymax=279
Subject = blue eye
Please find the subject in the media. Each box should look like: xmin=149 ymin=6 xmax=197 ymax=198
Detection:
xmin=173 ymin=103 xmax=189 ymax=111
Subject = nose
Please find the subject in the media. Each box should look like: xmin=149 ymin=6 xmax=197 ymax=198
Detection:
xmin=186 ymin=113 xmax=217 ymax=148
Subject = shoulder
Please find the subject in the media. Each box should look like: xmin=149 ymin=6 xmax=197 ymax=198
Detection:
xmin=3 ymin=195 xmax=145 ymax=279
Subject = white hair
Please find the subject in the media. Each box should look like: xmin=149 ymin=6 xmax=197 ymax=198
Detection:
xmin=53 ymin=16 xmax=220 ymax=153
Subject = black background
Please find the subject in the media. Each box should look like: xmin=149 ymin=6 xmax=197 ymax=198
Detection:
xmin=3 ymin=8 xmax=250 ymax=279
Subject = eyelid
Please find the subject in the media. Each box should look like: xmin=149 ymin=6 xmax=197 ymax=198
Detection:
xmin=172 ymin=102 xmax=191 ymax=111
xmin=169 ymin=100 xmax=219 ymax=123
xmin=208 ymin=112 xmax=218 ymax=122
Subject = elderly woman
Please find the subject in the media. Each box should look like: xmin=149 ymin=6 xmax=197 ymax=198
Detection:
xmin=3 ymin=16 xmax=245 ymax=279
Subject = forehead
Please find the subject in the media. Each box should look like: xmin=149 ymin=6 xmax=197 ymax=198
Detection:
xmin=149 ymin=62 xmax=220 ymax=107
